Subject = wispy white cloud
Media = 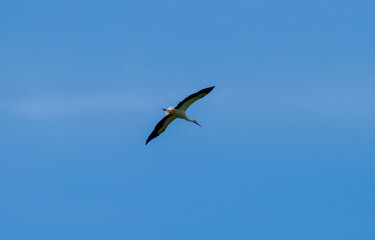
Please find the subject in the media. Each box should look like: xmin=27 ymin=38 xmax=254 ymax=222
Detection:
xmin=2 ymin=85 xmax=374 ymax=123
xmin=0 ymin=92 xmax=157 ymax=120
xmin=0 ymin=85 xmax=216 ymax=121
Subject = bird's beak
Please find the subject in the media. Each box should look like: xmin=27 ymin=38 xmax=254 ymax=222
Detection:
xmin=162 ymin=108 xmax=167 ymax=111
xmin=194 ymin=121 xmax=201 ymax=127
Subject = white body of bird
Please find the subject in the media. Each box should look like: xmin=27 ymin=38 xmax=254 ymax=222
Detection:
xmin=163 ymin=107 xmax=199 ymax=125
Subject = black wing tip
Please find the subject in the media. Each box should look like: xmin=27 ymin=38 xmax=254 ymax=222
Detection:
xmin=198 ymin=86 xmax=215 ymax=94
xmin=145 ymin=136 xmax=153 ymax=145
xmin=145 ymin=114 xmax=174 ymax=145
xmin=206 ymin=86 xmax=215 ymax=91
xmin=145 ymin=133 xmax=154 ymax=145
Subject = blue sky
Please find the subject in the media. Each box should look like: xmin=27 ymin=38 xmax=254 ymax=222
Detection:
xmin=1 ymin=0 xmax=374 ymax=239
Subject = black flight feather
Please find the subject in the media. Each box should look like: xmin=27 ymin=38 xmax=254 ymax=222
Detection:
xmin=175 ymin=86 xmax=215 ymax=110
xmin=145 ymin=114 xmax=176 ymax=145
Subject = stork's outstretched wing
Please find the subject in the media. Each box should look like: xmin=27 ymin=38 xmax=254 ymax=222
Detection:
xmin=146 ymin=114 xmax=177 ymax=145
xmin=175 ymin=86 xmax=215 ymax=111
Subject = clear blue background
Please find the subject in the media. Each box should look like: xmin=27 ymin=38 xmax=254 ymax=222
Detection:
xmin=1 ymin=0 xmax=374 ymax=239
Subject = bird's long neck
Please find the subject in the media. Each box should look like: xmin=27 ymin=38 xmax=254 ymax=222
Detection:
xmin=181 ymin=115 xmax=194 ymax=122
xmin=180 ymin=114 xmax=192 ymax=121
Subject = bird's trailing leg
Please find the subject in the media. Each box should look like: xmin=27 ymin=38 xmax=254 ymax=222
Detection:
xmin=163 ymin=107 xmax=175 ymax=115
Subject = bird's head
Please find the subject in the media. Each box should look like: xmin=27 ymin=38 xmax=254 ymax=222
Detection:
xmin=192 ymin=119 xmax=201 ymax=127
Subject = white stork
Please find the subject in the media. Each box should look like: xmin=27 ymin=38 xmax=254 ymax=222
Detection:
xmin=146 ymin=86 xmax=215 ymax=145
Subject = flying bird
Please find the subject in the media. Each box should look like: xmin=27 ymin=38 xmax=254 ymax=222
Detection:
xmin=146 ymin=86 xmax=215 ymax=145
